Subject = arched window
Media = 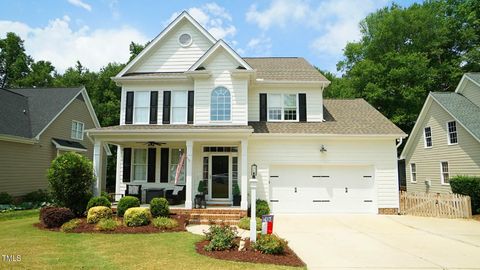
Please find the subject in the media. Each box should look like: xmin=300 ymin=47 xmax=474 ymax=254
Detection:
xmin=211 ymin=87 xmax=231 ymax=121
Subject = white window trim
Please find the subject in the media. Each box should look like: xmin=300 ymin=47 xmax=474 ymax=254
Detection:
xmin=440 ymin=161 xmax=450 ymax=185
xmin=133 ymin=91 xmax=150 ymax=124
xmin=131 ymin=148 xmax=148 ymax=182
xmin=71 ymin=120 xmax=84 ymax=140
xmin=446 ymin=121 xmax=458 ymax=145
xmin=423 ymin=126 xmax=432 ymax=148
xmin=410 ymin=163 xmax=417 ymax=183
xmin=178 ymin=32 xmax=193 ymax=47
xmin=210 ymin=86 xmax=232 ymax=123
xmin=170 ymin=90 xmax=188 ymax=124
xmin=267 ymin=93 xmax=299 ymax=122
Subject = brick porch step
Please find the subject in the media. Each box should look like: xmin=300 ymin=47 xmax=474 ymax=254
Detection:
xmin=188 ymin=219 xmax=240 ymax=225
xmin=171 ymin=208 xmax=247 ymax=225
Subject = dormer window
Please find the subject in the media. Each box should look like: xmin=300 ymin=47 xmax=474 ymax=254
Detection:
xmin=268 ymin=94 xmax=297 ymax=121
xmin=211 ymin=87 xmax=231 ymax=121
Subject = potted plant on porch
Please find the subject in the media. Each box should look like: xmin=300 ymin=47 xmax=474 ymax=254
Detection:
xmin=194 ymin=180 xmax=207 ymax=209
xmin=233 ymin=182 xmax=241 ymax=206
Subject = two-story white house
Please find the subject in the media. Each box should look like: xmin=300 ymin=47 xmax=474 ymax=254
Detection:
xmin=87 ymin=11 xmax=406 ymax=214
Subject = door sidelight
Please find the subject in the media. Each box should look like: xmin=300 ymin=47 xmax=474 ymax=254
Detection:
xmin=345 ymin=187 xmax=348 ymax=193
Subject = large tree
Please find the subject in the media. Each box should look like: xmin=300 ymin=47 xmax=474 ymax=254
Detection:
xmin=328 ymin=0 xmax=479 ymax=133
xmin=0 ymin=32 xmax=31 ymax=88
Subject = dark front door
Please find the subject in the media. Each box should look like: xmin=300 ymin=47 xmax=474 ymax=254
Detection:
xmin=211 ymin=155 xmax=229 ymax=199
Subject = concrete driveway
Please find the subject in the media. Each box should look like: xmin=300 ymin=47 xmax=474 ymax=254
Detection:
xmin=274 ymin=214 xmax=480 ymax=270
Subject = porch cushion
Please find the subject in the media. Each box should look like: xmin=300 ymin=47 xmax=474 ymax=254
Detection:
xmin=172 ymin=185 xmax=184 ymax=195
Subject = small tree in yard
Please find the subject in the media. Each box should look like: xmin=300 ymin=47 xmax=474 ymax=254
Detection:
xmin=47 ymin=152 xmax=95 ymax=216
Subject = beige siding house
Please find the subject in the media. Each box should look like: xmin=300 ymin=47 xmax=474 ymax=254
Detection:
xmin=87 ymin=11 xmax=406 ymax=215
xmin=0 ymin=87 xmax=109 ymax=197
xmin=401 ymin=73 xmax=480 ymax=193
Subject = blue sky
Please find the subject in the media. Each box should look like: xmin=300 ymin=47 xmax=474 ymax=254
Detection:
xmin=0 ymin=0 xmax=421 ymax=73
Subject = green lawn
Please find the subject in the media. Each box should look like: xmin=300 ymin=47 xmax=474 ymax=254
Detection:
xmin=0 ymin=211 xmax=303 ymax=270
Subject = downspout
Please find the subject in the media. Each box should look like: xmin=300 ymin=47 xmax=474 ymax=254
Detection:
xmin=396 ymin=137 xmax=403 ymax=148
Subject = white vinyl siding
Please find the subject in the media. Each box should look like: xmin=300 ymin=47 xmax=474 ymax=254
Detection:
xmin=133 ymin=91 xmax=149 ymax=124
xmin=424 ymin=127 xmax=432 ymax=148
xmin=133 ymin=149 xmax=147 ymax=181
xmin=406 ymin=100 xmax=480 ymax=194
xmin=194 ymin=49 xmax=248 ymax=125
xmin=410 ymin=163 xmax=417 ymax=183
xmin=460 ymin=78 xmax=480 ymax=107
xmin=129 ymin=21 xmax=212 ymax=73
xmin=71 ymin=121 xmax=84 ymax=140
xmin=171 ymin=91 xmax=187 ymax=124
xmin=447 ymin=121 xmax=458 ymax=144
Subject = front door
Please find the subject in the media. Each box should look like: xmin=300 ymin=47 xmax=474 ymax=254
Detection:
xmin=211 ymin=155 xmax=229 ymax=199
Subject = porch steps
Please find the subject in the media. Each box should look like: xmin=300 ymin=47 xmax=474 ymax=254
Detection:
xmin=171 ymin=208 xmax=247 ymax=225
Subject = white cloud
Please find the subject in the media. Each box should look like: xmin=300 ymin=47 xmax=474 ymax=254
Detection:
xmin=167 ymin=3 xmax=236 ymax=40
xmin=246 ymin=35 xmax=272 ymax=56
xmin=246 ymin=0 xmax=310 ymax=30
xmin=67 ymin=0 xmax=92 ymax=11
xmin=0 ymin=16 xmax=148 ymax=72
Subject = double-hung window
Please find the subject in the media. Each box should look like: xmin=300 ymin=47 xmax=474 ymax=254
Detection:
xmin=71 ymin=121 xmax=84 ymax=140
xmin=171 ymin=91 xmax=187 ymax=124
xmin=268 ymin=94 xmax=297 ymax=121
xmin=440 ymin=161 xmax=449 ymax=184
xmin=133 ymin=149 xmax=147 ymax=181
xmin=424 ymin=127 xmax=432 ymax=148
xmin=133 ymin=91 xmax=149 ymax=124
xmin=447 ymin=121 xmax=458 ymax=144
xmin=410 ymin=163 xmax=417 ymax=183
xmin=211 ymin=87 xmax=231 ymax=121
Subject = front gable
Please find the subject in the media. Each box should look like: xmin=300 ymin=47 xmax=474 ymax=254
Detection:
xmin=456 ymin=74 xmax=480 ymax=107
xmin=117 ymin=12 xmax=216 ymax=76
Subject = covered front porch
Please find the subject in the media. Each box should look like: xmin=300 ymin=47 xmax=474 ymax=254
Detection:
xmin=88 ymin=128 xmax=251 ymax=210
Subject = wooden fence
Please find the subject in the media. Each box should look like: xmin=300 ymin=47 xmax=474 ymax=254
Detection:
xmin=399 ymin=191 xmax=472 ymax=219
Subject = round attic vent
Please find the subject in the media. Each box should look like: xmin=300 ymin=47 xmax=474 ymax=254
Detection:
xmin=178 ymin=33 xmax=192 ymax=47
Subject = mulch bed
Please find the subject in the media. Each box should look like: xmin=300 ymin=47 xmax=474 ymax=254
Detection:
xmin=195 ymin=238 xmax=305 ymax=267
xmin=34 ymin=214 xmax=187 ymax=234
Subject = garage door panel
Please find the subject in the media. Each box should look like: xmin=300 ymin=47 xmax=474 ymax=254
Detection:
xmin=270 ymin=165 xmax=376 ymax=214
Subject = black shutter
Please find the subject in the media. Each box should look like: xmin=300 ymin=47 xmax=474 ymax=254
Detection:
xmin=150 ymin=91 xmax=158 ymax=124
xmin=160 ymin=148 xmax=169 ymax=183
xmin=147 ymin=148 xmax=156 ymax=182
xmin=122 ymin=148 xmax=132 ymax=182
xmin=299 ymin=93 xmax=307 ymax=122
xmin=162 ymin=91 xmax=171 ymax=124
xmin=259 ymin=93 xmax=267 ymax=121
xmin=125 ymin=92 xmax=134 ymax=124
xmin=187 ymin=90 xmax=194 ymax=124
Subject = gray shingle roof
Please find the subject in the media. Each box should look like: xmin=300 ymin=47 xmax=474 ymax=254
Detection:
xmin=465 ymin=73 xmax=480 ymax=85
xmin=431 ymin=92 xmax=480 ymax=140
xmin=52 ymin=138 xmax=87 ymax=150
xmin=0 ymin=87 xmax=83 ymax=138
xmin=243 ymin=57 xmax=329 ymax=82
xmin=250 ymin=99 xmax=405 ymax=135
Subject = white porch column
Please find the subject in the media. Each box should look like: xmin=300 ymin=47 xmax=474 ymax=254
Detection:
xmin=185 ymin=140 xmax=194 ymax=209
xmin=240 ymin=139 xmax=248 ymax=210
xmin=93 ymin=140 xmax=103 ymax=196
xmin=115 ymin=145 xmax=123 ymax=201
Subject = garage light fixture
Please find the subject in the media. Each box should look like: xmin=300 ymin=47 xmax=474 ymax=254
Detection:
xmin=251 ymin=164 xmax=257 ymax=179
xmin=320 ymin=145 xmax=327 ymax=153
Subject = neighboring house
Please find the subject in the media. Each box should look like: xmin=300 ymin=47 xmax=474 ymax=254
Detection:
xmin=86 ymin=11 xmax=406 ymax=214
xmin=401 ymin=73 xmax=480 ymax=194
xmin=0 ymin=87 xmax=109 ymax=198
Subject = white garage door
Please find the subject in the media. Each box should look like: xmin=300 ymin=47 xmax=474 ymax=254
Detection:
xmin=270 ymin=165 xmax=376 ymax=214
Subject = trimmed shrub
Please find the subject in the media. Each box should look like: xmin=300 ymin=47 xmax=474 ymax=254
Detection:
xmin=96 ymin=218 xmax=119 ymax=231
xmin=124 ymin=207 xmax=152 ymax=227
xmin=238 ymin=217 xmax=262 ymax=231
xmin=253 ymin=234 xmax=288 ymax=255
xmin=450 ymin=175 xmax=480 ymax=214
xmin=61 ymin=219 xmax=81 ymax=232
xmin=86 ymin=196 xmax=111 ymax=211
xmin=150 ymin=197 xmax=169 ymax=217
xmin=101 ymin=191 xmax=114 ymax=202
xmin=204 ymin=225 xmax=237 ymax=251
xmin=0 ymin=192 xmax=13 ymax=205
xmin=40 ymin=206 xmax=75 ymax=228
xmin=256 ymin=199 xmax=270 ymax=217
xmin=47 ymin=152 xmax=95 ymax=216
xmin=23 ymin=189 xmax=51 ymax=205
xmin=117 ymin=196 xmax=140 ymax=217
xmin=153 ymin=217 xmax=178 ymax=229
xmin=87 ymin=206 xmax=113 ymax=224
